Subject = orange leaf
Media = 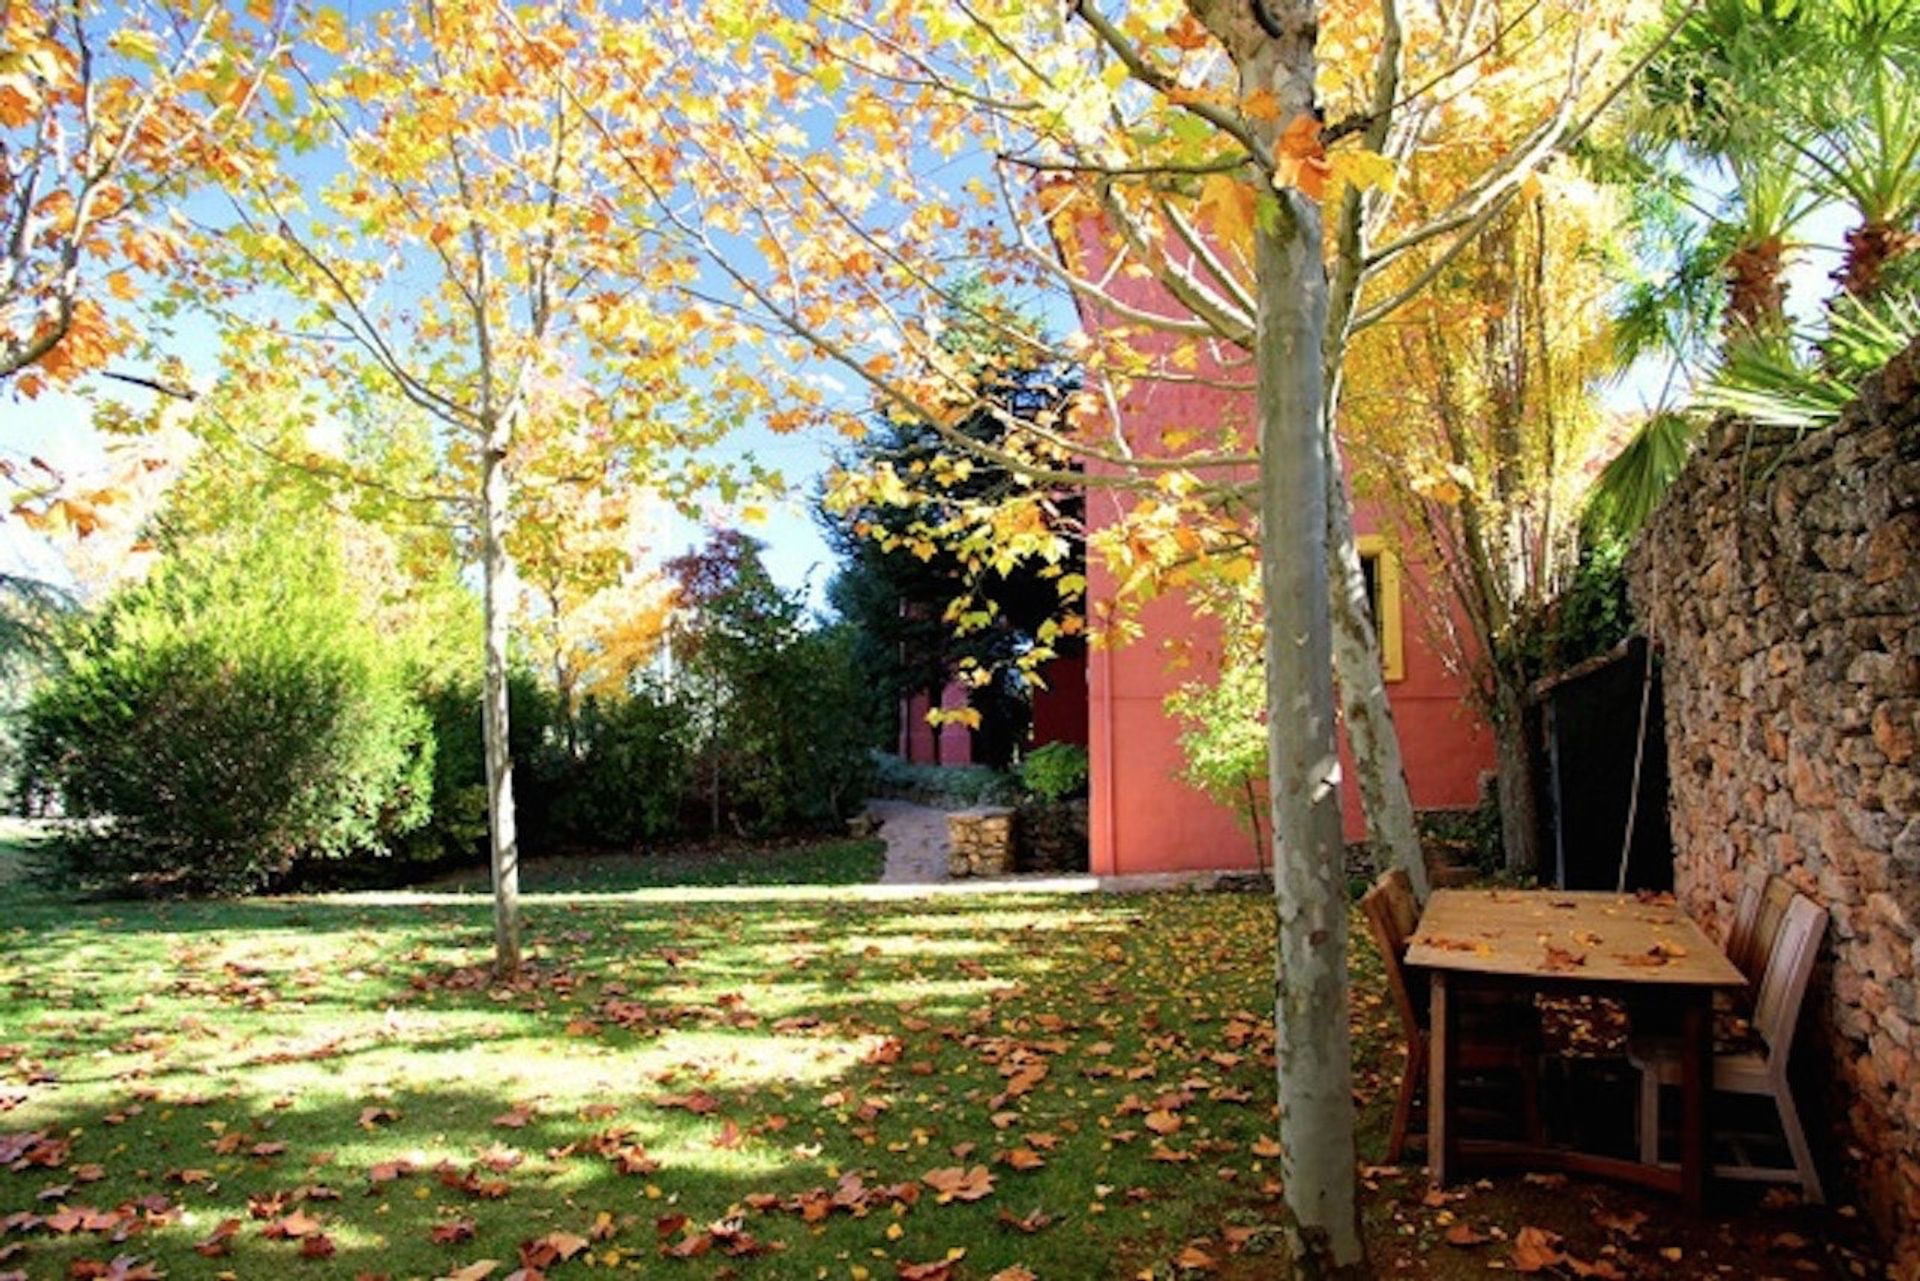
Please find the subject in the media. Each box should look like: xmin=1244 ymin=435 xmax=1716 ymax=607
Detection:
xmin=1273 ymin=114 xmax=1331 ymax=200
xmin=1511 ymin=1226 xmax=1565 ymax=1272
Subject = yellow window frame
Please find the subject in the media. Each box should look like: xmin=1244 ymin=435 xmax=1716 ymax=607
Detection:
xmin=1356 ymin=535 xmax=1405 ymax=683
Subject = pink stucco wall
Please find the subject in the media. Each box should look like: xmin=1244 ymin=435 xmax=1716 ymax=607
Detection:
xmin=1084 ymin=502 xmax=1496 ymax=876
xmin=900 ymin=683 xmax=975 ymax=766
xmin=1065 ymin=212 xmax=1495 ymax=876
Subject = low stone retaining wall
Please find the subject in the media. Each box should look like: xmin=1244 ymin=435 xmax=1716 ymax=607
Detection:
xmin=946 ymin=807 xmax=1015 ymax=877
xmin=1629 ymin=340 xmax=1919 ymax=1264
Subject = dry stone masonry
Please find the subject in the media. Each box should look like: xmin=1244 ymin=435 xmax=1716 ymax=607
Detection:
xmin=946 ymin=807 xmax=1015 ymax=877
xmin=1630 ymin=340 xmax=1920 ymax=1267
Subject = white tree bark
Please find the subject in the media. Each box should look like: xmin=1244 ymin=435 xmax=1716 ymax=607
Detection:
xmin=1207 ymin=0 xmax=1367 ymax=1267
xmin=1326 ymin=471 xmax=1430 ymax=899
xmin=481 ymin=413 xmax=522 ymax=975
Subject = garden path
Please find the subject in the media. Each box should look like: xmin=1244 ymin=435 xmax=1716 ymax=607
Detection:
xmin=869 ymin=798 xmax=953 ymax=884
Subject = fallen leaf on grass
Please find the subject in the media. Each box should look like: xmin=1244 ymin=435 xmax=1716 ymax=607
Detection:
xmin=436 ymin=1263 xmax=498 ymax=1281
xmin=989 ymin=1269 xmax=1037 ymax=1281
xmin=66 ymin=1257 xmax=162 ymax=1280
xmin=368 ymin=1159 xmax=415 ymax=1185
xmin=1593 ymin=1207 xmax=1646 ymax=1238
xmin=655 ymin=1091 xmax=720 ymax=1115
xmin=1511 ymin=1226 xmax=1565 ymax=1272
xmin=300 ymin=1233 xmax=337 ymax=1259
xmin=194 ymin=1218 xmax=242 ymax=1257
xmin=1174 ymin=1244 xmax=1218 ymax=1271
xmin=262 ymin=1209 xmax=325 ymax=1240
xmin=996 ymin=1207 xmax=1053 ymax=1234
xmin=431 ymin=1219 xmax=477 ymax=1245
xmin=923 ymin=1165 xmax=994 ymax=1203
xmin=1444 ymin=1223 xmax=1489 ymax=1246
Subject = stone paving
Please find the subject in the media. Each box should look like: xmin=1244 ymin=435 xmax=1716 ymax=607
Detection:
xmin=868 ymin=798 xmax=954 ymax=884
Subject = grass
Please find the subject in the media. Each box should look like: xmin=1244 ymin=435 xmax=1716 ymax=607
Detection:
xmin=427 ymin=838 xmax=887 ymax=895
xmin=0 ymin=843 xmax=1885 ymax=1280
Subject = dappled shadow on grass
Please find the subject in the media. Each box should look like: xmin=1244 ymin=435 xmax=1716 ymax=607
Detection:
xmin=3 ymin=886 xmax=1883 ymax=1280
xmin=1 ymin=888 xmax=1303 ymax=1279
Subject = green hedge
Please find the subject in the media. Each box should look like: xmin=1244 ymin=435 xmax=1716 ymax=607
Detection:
xmin=24 ymin=524 xmax=433 ymax=894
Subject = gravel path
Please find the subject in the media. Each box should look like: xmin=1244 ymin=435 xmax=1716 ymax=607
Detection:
xmin=868 ymin=798 xmax=953 ymax=884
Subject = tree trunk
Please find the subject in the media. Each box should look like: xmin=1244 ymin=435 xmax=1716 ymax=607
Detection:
xmin=481 ymin=418 xmax=522 ymax=976
xmin=1492 ymin=681 xmax=1541 ymax=878
xmin=1251 ymin=115 xmax=1368 ymax=1281
xmin=1326 ymin=463 xmax=1429 ymax=900
xmin=1724 ymin=237 xmax=1787 ymax=338
xmin=1835 ymin=220 xmax=1920 ymax=301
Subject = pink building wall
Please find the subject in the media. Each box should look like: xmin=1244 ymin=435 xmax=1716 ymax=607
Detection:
xmin=1066 ymin=214 xmax=1495 ymax=877
xmin=899 ymin=683 xmax=975 ymax=766
xmin=1084 ymin=501 xmax=1496 ymax=876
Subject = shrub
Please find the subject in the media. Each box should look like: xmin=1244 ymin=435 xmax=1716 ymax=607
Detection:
xmin=1019 ymin=741 xmax=1088 ymax=802
xmin=22 ymin=523 xmax=434 ymax=893
xmin=548 ymin=687 xmax=692 ymax=847
xmin=867 ymin=753 xmax=1019 ymax=807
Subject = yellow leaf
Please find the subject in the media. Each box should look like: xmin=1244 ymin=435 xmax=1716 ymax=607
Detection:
xmin=1327 ymin=148 xmax=1397 ymax=195
xmin=1196 ymin=173 xmax=1255 ymax=250
xmin=106 ymin=271 xmax=136 ymax=301
xmin=312 ymin=8 xmax=348 ymax=55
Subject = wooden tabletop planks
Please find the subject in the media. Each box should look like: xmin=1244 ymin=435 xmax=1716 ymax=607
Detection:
xmin=1405 ymin=889 xmax=1747 ymax=989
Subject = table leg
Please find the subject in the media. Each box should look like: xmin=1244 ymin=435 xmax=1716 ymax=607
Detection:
xmin=1428 ymin=969 xmax=1454 ymax=1186
xmin=1680 ymin=992 xmax=1710 ymax=1212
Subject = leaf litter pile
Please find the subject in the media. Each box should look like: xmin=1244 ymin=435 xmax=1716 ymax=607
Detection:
xmin=0 ymin=880 xmax=1883 ymax=1279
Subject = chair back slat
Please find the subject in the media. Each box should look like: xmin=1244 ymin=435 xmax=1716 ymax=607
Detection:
xmin=1726 ymin=878 xmax=1763 ymax=978
xmin=1747 ymin=876 xmax=1795 ymax=988
xmin=1361 ymin=870 xmax=1423 ymax=1042
xmin=1751 ymin=895 xmax=1827 ymax=1075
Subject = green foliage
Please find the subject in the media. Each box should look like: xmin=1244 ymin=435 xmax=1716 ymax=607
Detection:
xmin=0 ymin=573 xmax=72 ymax=813
xmin=867 ymin=753 xmax=1019 ymax=808
xmin=1700 ymin=290 xmax=1920 ymax=434
xmin=22 ymin=521 xmax=434 ymax=894
xmin=1549 ymin=534 xmax=1636 ymax=667
xmin=1165 ymin=647 xmax=1269 ymax=845
xmin=547 ymin=687 xmax=692 ymax=848
xmin=1583 ymin=411 xmax=1698 ymax=541
xmin=1018 ymin=741 xmax=1087 ymax=802
xmin=670 ymin=531 xmax=874 ymax=835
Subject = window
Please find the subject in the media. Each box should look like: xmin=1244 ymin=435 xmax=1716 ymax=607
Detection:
xmin=1355 ymin=535 xmax=1406 ymax=682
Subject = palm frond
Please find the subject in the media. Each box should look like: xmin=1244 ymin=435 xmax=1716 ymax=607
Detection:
xmin=1583 ymin=411 xmax=1699 ymax=538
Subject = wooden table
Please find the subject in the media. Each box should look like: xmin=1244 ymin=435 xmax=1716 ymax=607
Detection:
xmin=1406 ymin=889 xmax=1746 ymax=1211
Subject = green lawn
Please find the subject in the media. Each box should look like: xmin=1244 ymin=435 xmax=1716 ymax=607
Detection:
xmin=427 ymin=838 xmax=887 ymax=895
xmin=0 ymin=847 xmax=1877 ymax=1280
xmin=0 ymin=869 xmax=1308 ymax=1280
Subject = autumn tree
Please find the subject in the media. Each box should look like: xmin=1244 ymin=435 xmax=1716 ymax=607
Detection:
xmin=201 ymin=0 xmax=755 ymax=973
xmin=571 ymin=1 xmax=1668 ymax=1269
xmin=1346 ymin=164 xmax=1626 ymax=875
xmin=0 ymin=0 xmax=281 ymax=396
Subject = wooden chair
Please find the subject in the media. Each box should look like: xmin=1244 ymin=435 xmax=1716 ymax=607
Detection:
xmin=1361 ymin=870 xmax=1543 ymax=1163
xmin=1725 ymin=874 xmax=1795 ymax=992
xmin=1630 ymin=893 xmax=1827 ymax=1202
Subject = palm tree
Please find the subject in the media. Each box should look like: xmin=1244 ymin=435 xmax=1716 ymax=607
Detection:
xmin=1786 ymin=0 xmax=1920 ymax=298
xmin=1634 ymin=0 xmax=1819 ymax=339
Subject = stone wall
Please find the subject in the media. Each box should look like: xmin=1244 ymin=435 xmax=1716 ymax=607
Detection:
xmin=946 ymin=807 xmax=1015 ymax=877
xmin=1628 ymin=340 xmax=1920 ymax=1265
